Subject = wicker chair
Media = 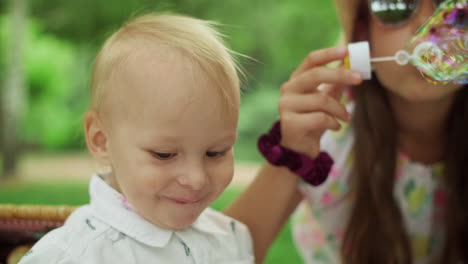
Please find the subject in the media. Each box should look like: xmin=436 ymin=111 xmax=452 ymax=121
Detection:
xmin=0 ymin=204 xmax=78 ymax=264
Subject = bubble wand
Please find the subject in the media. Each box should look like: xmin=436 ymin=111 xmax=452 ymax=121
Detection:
xmin=344 ymin=0 xmax=467 ymax=85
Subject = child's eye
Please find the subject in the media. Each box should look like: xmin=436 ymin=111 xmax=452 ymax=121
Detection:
xmin=206 ymin=151 xmax=226 ymax=158
xmin=152 ymin=152 xmax=177 ymax=160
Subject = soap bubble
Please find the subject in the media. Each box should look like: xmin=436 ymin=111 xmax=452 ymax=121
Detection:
xmin=407 ymin=0 xmax=467 ymax=84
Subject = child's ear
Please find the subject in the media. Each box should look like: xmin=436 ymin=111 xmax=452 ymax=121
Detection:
xmin=84 ymin=111 xmax=110 ymax=165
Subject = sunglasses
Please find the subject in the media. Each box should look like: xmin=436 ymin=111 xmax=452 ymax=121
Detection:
xmin=369 ymin=0 xmax=447 ymax=25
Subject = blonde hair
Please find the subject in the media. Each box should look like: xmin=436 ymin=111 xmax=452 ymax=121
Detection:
xmin=89 ymin=13 xmax=242 ymax=113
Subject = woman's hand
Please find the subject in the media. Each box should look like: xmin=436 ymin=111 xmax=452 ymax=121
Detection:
xmin=225 ymin=47 xmax=364 ymax=263
xmin=278 ymin=46 xmax=362 ymax=158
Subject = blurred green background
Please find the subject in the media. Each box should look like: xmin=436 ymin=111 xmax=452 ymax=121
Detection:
xmin=0 ymin=0 xmax=340 ymax=263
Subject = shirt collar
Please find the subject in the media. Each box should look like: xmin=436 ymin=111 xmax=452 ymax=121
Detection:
xmin=191 ymin=207 xmax=231 ymax=236
xmin=89 ymin=174 xmax=173 ymax=248
xmin=89 ymin=174 xmax=232 ymax=247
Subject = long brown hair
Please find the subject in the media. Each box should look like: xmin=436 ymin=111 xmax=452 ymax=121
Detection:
xmin=341 ymin=2 xmax=468 ymax=263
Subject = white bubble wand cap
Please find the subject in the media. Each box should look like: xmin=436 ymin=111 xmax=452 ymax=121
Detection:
xmin=345 ymin=42 xmax=372 ymax=80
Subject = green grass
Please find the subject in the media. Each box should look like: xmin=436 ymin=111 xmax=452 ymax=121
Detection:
xmin=0 ymin=181 xmax=89 ymax=205
xmin=0 ymin=180 xmax=302 ymax=263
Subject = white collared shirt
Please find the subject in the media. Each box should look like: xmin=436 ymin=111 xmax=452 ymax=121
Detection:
xmin=19 ymin=175 xmax=254 ymax=264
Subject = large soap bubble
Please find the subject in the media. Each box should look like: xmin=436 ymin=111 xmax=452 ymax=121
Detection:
xmin=406 ymin=0 xmax=467 ymax=84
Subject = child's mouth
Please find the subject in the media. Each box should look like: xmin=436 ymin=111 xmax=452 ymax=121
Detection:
xmin=164 ymin=196 xmax=202 ymax=205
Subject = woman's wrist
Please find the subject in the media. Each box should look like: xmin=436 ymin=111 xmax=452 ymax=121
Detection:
xmin=257 ymin=121 xmax=333 ymax=186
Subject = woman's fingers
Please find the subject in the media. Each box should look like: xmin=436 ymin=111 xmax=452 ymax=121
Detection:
xmin=277 ymin=45 xmax=361 ymax=158
xmin=278 ymin=92 xmax=350 ymax=122
xmin=317 ymin=83 xmax=345 ymax=101
xmin=282 ymin=67 xmax=362 ymax=95
xmin=291 ymin=46 xmax=348 ymax=79
xmin=280 ymin=111 xmax=342 ymax=158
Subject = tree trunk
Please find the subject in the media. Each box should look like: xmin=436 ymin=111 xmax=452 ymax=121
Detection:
xmin=1 ymin=0 xmax=27 ymax=179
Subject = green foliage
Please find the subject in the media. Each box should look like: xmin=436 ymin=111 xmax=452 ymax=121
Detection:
xmin=27 ymin=0 xmax=340 ymax=81
xmin=1 ymin=17 xmax=87 ymax=149
xmin=235 ymin=85 xmax=280 ymax=162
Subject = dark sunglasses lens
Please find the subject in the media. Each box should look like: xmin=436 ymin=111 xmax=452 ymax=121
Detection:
xmin=369 ymin=0 xmax=418 ymax=25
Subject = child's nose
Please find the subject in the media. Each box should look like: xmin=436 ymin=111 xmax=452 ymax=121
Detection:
xmin=177 ymin=163 xmax=208 ymax=191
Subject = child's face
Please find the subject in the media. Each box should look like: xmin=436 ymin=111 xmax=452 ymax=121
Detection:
xmin=101 ymin=47 xmax=239 ymax=230
xmin=368 ymin=0 xmax=464 ymax=102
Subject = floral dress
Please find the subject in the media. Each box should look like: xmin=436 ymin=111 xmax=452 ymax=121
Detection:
xmin=292 ymin=103 xmax=446 ymax=264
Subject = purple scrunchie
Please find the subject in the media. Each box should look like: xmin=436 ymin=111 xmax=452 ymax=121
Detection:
xmin=257 ymin=121 xmax=333 ymax=186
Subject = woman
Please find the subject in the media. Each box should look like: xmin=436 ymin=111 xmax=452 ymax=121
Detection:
xmin=225 ymin=0 xmax=468 ymax=263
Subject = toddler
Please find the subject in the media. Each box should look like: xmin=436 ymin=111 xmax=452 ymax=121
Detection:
xmin=19 ymin=13 xmax=254 ymax=264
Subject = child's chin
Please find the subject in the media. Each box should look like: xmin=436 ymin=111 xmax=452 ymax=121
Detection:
xmin=166 ymin=214 xmax=200 ymax=230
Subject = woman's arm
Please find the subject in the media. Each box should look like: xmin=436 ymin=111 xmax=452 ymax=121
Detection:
xmin=224 ymin=163 xmax=302 ymax=263
xmin=226 ymin=46 xmax=360 ymax=263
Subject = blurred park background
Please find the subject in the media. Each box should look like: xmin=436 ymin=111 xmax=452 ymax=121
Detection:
xmin=0 ymin=0 xmax=340 ymax=262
